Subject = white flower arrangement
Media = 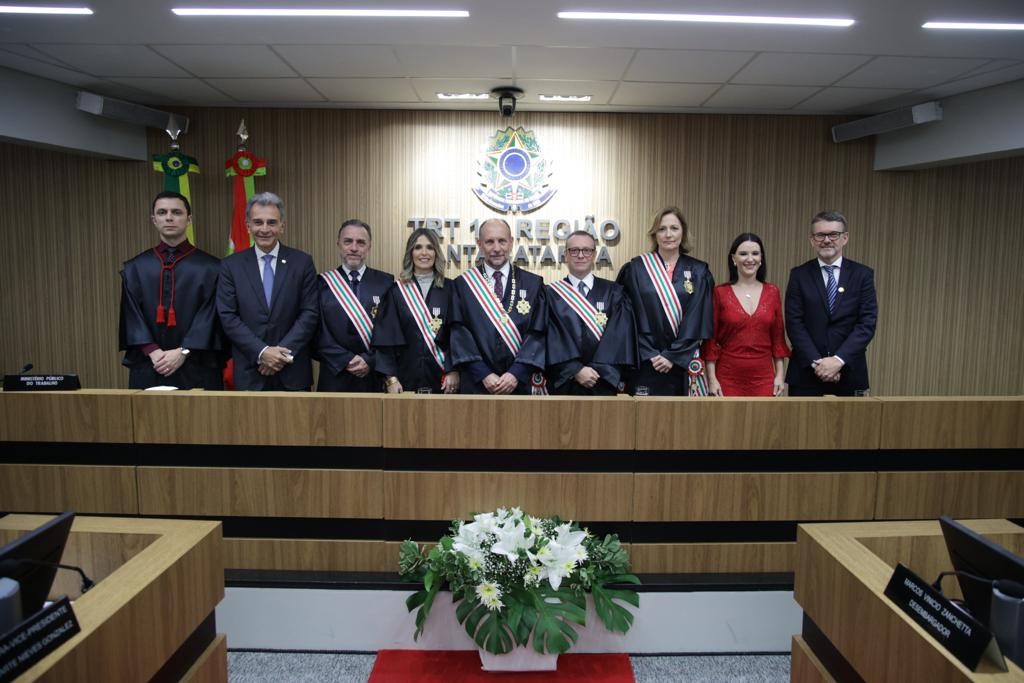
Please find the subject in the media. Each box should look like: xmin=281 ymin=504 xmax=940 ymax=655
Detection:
xmin=399 ymin=507 xmax=640 ymax=655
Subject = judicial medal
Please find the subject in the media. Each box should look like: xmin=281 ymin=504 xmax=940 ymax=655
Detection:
xmin=683 ymin=271 xmax=694 ymax=295
xmin=595 ymin=311 xmax=608 ymax=328
xmin=516 ymin=290 xmax=531 ymax=315
xmin=429 ymin=306 xmax=442 ymax=333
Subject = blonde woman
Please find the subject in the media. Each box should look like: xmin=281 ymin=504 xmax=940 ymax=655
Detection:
xmin=372 ymin=228 xmax=459 ymax=393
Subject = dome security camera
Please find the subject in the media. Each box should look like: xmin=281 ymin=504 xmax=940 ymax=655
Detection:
xmin=491 ymin=87 xmax=524 ymax=117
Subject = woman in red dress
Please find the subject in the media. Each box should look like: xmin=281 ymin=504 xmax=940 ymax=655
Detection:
xmin=702 ymin=233 xmax=790 ymax=396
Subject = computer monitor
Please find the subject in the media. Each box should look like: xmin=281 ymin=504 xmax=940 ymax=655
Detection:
xmin=0 ymin=511 xmax=75 ymax=619
xmin=939 ymin=516 xmax=1024 ymax=626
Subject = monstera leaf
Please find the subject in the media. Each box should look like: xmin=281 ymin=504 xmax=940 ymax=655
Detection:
xmin=457 ymin=598 xmax=517 ymax=654
xmin=591 ymin=574 xmax=641 ymax=633
xmin=525 ymin=588 xmax=587 ymax=654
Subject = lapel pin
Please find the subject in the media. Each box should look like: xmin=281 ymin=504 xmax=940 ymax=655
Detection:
xmin=838 ymin=287 xmax=845 ymax=293
xmin=280 ymin=259 xmax=287 ymax=264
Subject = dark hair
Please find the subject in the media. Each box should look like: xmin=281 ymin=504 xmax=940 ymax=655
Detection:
xmin=726 ymin=233 xmax=767 ymax=283
xmin=151 ymin=191 xmax=191 ymax=216
xmin=811 ymin=210 xmax=848 ymax=232
xmin=399 ymin=228 xmax=445 ymax=287
xmin=338 ymin=219 xmax=372 ymax=241
xmin=246 ymin=191 xmax=285 ymax=221
xmin=647 ymin=206 xmax=691 ymax=254
xmin=566 ymin=230 xmax=597 ymax=246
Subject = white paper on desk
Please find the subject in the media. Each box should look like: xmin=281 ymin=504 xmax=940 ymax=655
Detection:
xmin=144 ymin=386 xmax=179 ymax=391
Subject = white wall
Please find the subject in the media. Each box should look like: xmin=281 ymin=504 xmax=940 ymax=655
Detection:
xmin=217 ymin=588 xmax=802 ymax=653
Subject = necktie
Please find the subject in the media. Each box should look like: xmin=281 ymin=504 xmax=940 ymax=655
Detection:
xmin=824 ymin=265 xmax=838 ymax=313
xmin=349 ymin=270 xmax=360 ymax=297
xmin=577 ymin=280 xmax=588 ymax=298
xmin=262 ymin=254 xmax=274 ymax=307
xmin=493 ymin=271 xmax=503 ymax=299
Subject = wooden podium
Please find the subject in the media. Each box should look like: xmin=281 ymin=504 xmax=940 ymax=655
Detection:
xmin=0 ymin=515 xmax=225 ymax=683
xmin=792 ymin=520 xmax=1024 ymax=683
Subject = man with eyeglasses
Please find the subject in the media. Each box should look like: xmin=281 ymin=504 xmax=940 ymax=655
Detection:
xmin=784 ymin=210 xmax=877 ymax=396
xmin=545 ymin=231 xmax=637 ymax=395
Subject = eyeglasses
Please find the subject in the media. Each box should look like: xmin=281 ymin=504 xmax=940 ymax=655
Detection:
xmin=811 ymin=231 xmax=845 ymax=243
xmin=566 ymin=247 xmax=595 ymax=256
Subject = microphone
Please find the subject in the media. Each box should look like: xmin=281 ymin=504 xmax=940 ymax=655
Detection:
xmin=17 ymin=363 xmax=33 ymax=374
xmin=0 ymin=558 xmax=95 ymax=594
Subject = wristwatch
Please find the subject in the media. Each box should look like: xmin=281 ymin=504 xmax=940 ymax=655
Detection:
xmin=180 ymin=348 xmax=190 ymax=357
xmin=385 ymin=376 xmax=399 ymax=387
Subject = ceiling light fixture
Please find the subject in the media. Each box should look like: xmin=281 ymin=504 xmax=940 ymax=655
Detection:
xmin=538 ymin=94 xmax=592 ymax=102
xmin=922 ymin=21 xmax=1024 ymax=30
xmin=0 ymin=5 xmax=92 ymax=13
xmin=557 ymin=11 xmax=853 ymax=27
xmin=172 ymin=8 xmax=468 ymax=17
xmin=437 ymin=93 xmax=490 ymax=100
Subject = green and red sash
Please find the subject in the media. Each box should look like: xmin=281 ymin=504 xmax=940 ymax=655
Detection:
xmin=396 ymin=280 xmax=445 ymax=371
xmin=460 ymin=268 xmax=521 ymax=355
xmin=639 ymin=252 xmax=682 ymax=335
xmin=548 ymin=279 xmax=603 ymax=341
xmin=321 ymin=270 xmax=374 ymax=351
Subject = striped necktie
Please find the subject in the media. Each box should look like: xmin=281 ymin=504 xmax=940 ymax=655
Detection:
xmin=824 ymin=265 xmax=838 ymax=313
xmin=262 ymin=254 xmax=274 ymax=306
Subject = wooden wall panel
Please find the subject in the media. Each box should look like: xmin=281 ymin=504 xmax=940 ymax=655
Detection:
xmin=224 ymin=538 xmax=392 ymax=572
xmin=4 ymin=110 xmax=1023 ymax=396
xmin=0 ymin=464 xmax=138 ymax=514
xmin=791 ymin=636 xmax=837 ymax=683
xmin=382 ymin=394 xmax=635 ymax=450
xmin=0 ymin=390 xmax=134 ymax=443
xmin=635 ymin=397 xmax=880 ymax=451
xmin=181 ymin=634 xmax=228 ymax=683
xmin=874 ymin=470 xmax=1024 ymax=519
xmin=137 ymin=467 xmax=382 ymax=518
xmin=878 ymin=397 xmax=1024 ymax=449
xmin=383 ymin=471 xmax=633 ymax=520
xmin=131 ymin=391 xmax=382 ymax=446
xmin=633 ymin=472 xmax=876 ymax=521
xmin=628 ymin=542 xmax=795 ymax=574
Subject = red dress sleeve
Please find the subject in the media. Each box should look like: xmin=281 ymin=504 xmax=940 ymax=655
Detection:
xmin=767 ymin=283 xmax=791 ymax=359
xmin=701 ymin=285 xmax=725 ymax=362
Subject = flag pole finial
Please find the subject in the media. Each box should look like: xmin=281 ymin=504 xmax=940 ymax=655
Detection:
xmin=236 ymin=119 xmax=249 ymax=151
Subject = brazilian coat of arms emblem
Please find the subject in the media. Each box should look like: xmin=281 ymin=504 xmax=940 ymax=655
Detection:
xmin=472 ymin=126 xmax=556 ymax=213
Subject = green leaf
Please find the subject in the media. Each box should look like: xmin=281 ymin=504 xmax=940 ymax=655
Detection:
xmin=457 ymin=599 xmax=516 ymax=654
xmin=524 ymin=589 xmax=586 ymax=655
xmin=591 ymin=576 xmax=640 ymax=634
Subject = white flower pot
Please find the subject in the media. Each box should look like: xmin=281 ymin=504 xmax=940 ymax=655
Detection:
xmin=478 ymin=646 xmax=559 ymax=672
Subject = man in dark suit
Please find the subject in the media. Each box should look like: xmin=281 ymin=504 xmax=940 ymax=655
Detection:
xmin=785 ymin=210 xmax=878 ymax=396
xmin=450 ymin=218 xmax=547 ymax=394
xmin=316 ymin=219 xmax=393 ymax=392
xmin=217 ymin=192 xmax=319 ymax=390
xmin=546 ymin=230 xmax=636 ymax=395
xmin=119 ymin=191 xmax=225 ymax=389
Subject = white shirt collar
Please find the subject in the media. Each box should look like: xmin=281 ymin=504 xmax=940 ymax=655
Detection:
xmin=483 ymin=261 xmax=511 ymax=280
xmin=256 ymin=242 xmax=281 ymax=260
xmin=567 ymin=272 xmax=595 ymax=290
xmin=343 ymin=264 xmax=367 ymax=279
xmin=818 ymin=256 xmax=843 ymax=270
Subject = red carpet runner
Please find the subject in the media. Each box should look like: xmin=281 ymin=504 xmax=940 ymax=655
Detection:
xmin=369 ymin=650 xmax=634 ymax=682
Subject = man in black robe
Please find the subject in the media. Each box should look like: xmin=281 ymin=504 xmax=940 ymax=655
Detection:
xmin=316 ymin=219 xmax=393 ymax=392
xmin=119 ymin=191 xmax=225 ymax=389
xmin=546 ymin=231 xmax=636 ymax=395
xmin=450 ymin=218 xmax=547 ymax=395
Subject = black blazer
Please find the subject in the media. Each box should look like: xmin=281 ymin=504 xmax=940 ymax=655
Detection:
xmin=784 ymin=258 xmax=877 ymax=392
xmin=217 ymin=244 xmax=319 ymax=390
